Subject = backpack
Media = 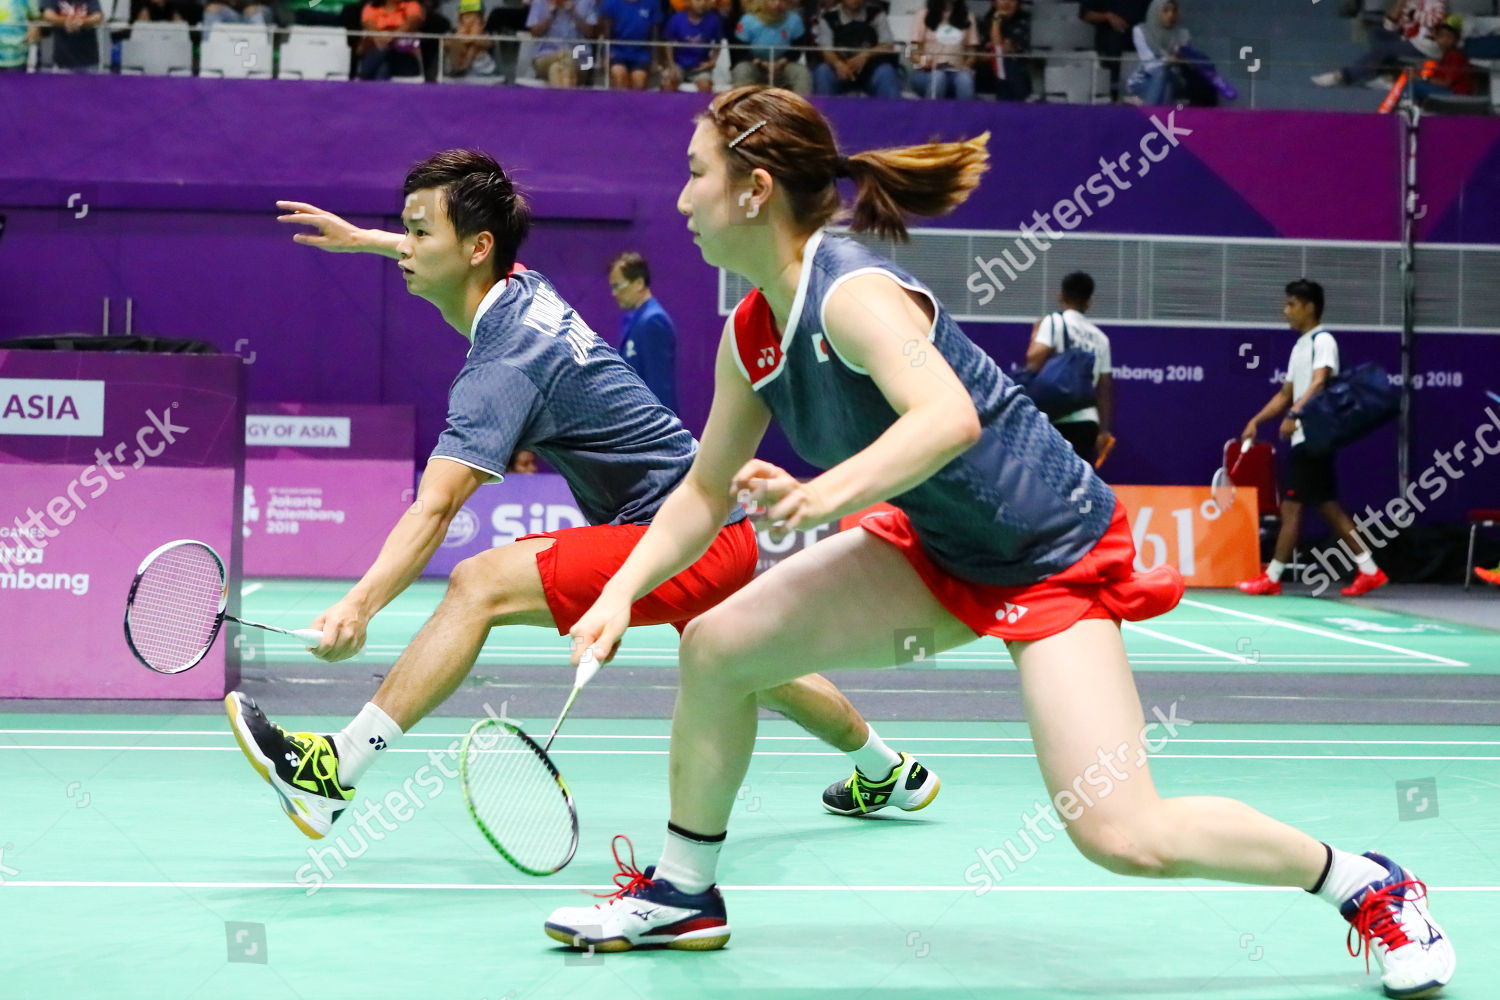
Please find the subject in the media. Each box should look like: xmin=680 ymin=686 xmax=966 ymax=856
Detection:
xmin=1017 ymin=313 xmax=1097 ymax=418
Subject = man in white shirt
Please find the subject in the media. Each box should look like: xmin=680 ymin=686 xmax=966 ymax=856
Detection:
xmin=1312 ymin=0 xmax=1447 ymax=87
xmin=1236 ymin=279 xmax=1388 ymax=597
xmin=1025 ymin=271 xmax=1114 ymax=466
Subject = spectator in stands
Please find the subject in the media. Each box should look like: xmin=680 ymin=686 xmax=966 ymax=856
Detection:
xmin=1313 ymin=0 xmax=1447 ymax=87
xmin=132 ymin=0 xmax=199 ymax=22
xmin=446 ymin=0 xmax=497 ymax=75
xmin=40 ymin=0 xmax=103 ymax=69
xmin=1125 ymin=0 xmax=1185 ymax=105
xmin=282 ymin=0 xmax=358 ymax=27
xmin=0 ymin=0 xmax=40 ymax=72
xmin=1024 ymin=271 xmax=1114 ymax=465
xmin=1078 ymin=0 xmax=1147 ymax=98
xmin=731 ymin=0 xmax=811 ymax=93
xmin=600 ymin=0 xmax=661 ymax=89
xmin=1411 ymin=15 xmax=1475 ymax=99
xmin=526 ymin=0 xmax=597 ymax=86
xmin=812 ymin=0 xmax=900 ymax=99
xmin=608 ymin=251 xmax=678 ymax=413
xmin=976 ymin=0 xmax=1030 ymax=101
xmin=662 ymin=0 xmax=724 ymax=91
xmin=909 ymin=0 xmax=977 ymax=99
xmin=202 ymin=0 xmax=270 ymax=32
xmin=358 ymin=0 xmax=423 ymax=77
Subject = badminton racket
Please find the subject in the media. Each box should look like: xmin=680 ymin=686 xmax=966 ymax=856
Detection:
xmin=1210 ymin=438 xmax=1253 ymax=513
xmin=123 ymin=539 xmax=323 ymax=674
xmin=459 ymin=649 xmax=602 ymax=876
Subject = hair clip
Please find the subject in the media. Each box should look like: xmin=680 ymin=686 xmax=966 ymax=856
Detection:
xmin=728 ymin=120 xmax=769 ymax=149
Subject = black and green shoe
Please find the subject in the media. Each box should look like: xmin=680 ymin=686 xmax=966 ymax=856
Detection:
xmin=225 ymin=692 xmax=354 ymax=839
xmin=821 ymin=753 xmax=941 ymax=817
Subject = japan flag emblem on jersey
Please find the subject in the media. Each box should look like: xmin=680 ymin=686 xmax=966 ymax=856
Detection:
xmin=812 ymin=333 xmax=831 ymax=362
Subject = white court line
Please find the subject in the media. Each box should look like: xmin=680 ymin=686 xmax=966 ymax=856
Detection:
xmin=240 ymin=583 xmax=264 ymax=597
xmin=1179 ymin=598 xmax=1469 ymax=667
xmin=2 ymin=745 xmax=1495 ymax=761
xmin=4 ymin=880 xmax=1497 ymax=892
xmin=1122 ymin=623 xmax=1252 ymax=663
xmin=8 ymin=730 xmax=1500 ymax=746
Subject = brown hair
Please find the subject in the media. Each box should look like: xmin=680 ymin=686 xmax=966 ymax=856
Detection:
xmin=698 ymin=86 xmax=989 ymax=242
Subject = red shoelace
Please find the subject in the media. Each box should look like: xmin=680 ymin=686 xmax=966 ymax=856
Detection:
xmin=1346 ymin=878 xmax=1427 ymax=973
xmin=592 ymin=834 xmax=655 ymax=903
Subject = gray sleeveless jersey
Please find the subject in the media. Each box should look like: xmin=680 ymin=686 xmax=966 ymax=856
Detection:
xmin=730 ymin=231 xmax=1115 ymax=586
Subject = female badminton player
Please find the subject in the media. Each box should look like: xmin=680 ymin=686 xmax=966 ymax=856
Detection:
xmin=224 ymin=149 xmax=939 ymax=842
xmin=545 ymin=87 xmax=1455 ymax=998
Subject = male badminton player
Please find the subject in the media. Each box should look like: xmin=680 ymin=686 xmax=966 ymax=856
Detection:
xmin=224 ymin=150 xmax=940 ymax=840
xmin=543 ymin=89 xmax=1455 ymax=999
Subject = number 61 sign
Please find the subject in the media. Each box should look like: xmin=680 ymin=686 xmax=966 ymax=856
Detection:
xmin=1113 ymin=486 xmax=1261 ymax=587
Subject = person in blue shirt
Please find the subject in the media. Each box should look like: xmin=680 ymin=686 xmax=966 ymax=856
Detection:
xmin=608 ymin=251 xmax=678 ymax=413
xmin=662 ymin=0 xmax=724 ymax=92
xmin=599 ymin=0 xmax=660 ymax=89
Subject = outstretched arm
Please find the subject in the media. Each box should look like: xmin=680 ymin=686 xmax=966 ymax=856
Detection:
xmin=276 ymin=201 xmax=404 ymax=259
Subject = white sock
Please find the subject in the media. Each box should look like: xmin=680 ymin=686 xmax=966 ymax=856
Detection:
xmin=655 ymin=824 xmax=724 ymax=894
xmin=1265 ymin=559 xmax=1286 ymax=583
xmin=1355 ymin=551 xmax=1379 ymax=575
xmin=1314 ymin=845 xmax=1389 ymax=908
xmin=333 ymin=702 xmax=403 ymax=787
xmin=848 ymin=725 xmax=903 ymax=779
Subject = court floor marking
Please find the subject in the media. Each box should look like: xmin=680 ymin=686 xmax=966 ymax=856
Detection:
xmin=8 ymin=729 xmax=1500 ymax=746
xmin=1179 ymin=598 xmax=1470 ymax=667
xmin=1121 ymin=623 xmax=1253 ymax=663
xmin=4 ymin=745 xmax=1495 ymax=760
xmin=5 ymin=880 xmax=1498 ymax=893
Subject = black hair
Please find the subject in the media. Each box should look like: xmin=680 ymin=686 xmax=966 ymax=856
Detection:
xmin=924 ymin=0 xmax=970 ymax=32
xmin=1285 ymin=278 xmax=1325 ymax=319
xmin=610 ymin=251 xmax=651 ymax=287
xmin=1061 ymin=271 xmax=1094 ymax=306
xmin=402 ymin=149 xmax=531 ymax=278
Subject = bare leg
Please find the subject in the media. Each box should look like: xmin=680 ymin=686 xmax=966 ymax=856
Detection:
xmin=372 ymin=537 xmax=556 ymax=730
xmin=1012 ymin=618 xmax=1327 ymax=886
xmin=1273 ymin=498 xmax=1303 ymax=564
xmin=1318 ymin=500 xmax=1373 ymax=560
xmin=758 ymin=674 xmax=870 ymax=752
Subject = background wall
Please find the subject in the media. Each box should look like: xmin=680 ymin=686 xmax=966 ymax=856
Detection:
xmin=3 ymin=75 xmax=1498 ymax=528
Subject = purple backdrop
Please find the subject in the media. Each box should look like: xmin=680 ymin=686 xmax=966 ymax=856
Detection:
xmin=3 ymin=76 xmax=1497 ymax=534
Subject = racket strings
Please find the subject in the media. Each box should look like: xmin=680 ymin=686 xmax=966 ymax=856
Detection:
xmin=466 ymin=724 xmax=575 ymax=873
xmin=128 ymin=544 xmax=225 ymax=671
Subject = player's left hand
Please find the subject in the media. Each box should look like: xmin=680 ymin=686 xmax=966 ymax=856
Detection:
xmin=732 ymin=459 xmax=832 ymax=544
xmin=1279 ymin=417 xmax=1297 ymax=439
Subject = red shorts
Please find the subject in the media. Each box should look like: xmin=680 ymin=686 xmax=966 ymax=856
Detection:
xmin=520 ymin=518 xmax=757 ymax=636
xmin=859 ymin=501 xmax=1184 ymax=642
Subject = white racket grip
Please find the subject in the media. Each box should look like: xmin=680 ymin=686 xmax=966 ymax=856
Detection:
xmin=291 ymin=628 xmax=324 ymax=647
xmin=574 ymin=649 xmax=602 ymax=689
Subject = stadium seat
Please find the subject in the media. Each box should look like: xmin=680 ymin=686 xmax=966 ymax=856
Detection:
xmin=1465 ymin=509 xmax=1500 ymax=590
xmin=1043 ymin=54 xmax=1106 ymax=103
xmin=279 ymin=26 xmax=350 ymax=81
xmin=1031 ymin=2 xmax=1093 ymax=51
xmin=200 ymin=25 xmax=274 ymax=79
xmin=120 ymin=23 xmax=193 ymax=76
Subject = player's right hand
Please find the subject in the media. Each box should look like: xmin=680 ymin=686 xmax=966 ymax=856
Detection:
xmin=567 ymin=599 xmax=630 ymax=667
xmin=309 ymin=600 xmax=369 ymax=662
xmin=276 ymin=201 xmax=366 ymax=253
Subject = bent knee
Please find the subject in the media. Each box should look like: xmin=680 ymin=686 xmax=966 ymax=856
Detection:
xmin=678 ymin=610 xmax=767 ymax=691
xmin=1067 ymin=818 xmax=1174 ymax=879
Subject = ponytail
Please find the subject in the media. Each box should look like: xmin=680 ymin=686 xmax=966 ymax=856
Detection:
xmin=843 ymin=133 xmax=990 ymax=242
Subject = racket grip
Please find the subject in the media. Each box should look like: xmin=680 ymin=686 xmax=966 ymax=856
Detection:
xmin=574 ymin=649 xmax=602 ymax=689
xmin=290 ymin=628 xmax=324 ymax=647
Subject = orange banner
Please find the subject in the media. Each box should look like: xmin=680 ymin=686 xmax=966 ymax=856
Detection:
xmin=1112 ymin=485 xmax=1260 ymax=587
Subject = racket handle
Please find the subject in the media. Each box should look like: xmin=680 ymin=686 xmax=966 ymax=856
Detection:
xmin=574 ymin=649 xmax=602 ymax=689
xmin=290 ymin=628 xmax=324 ymax=646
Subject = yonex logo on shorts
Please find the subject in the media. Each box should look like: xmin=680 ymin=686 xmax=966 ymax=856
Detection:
xmin=996 ymin=602 xmax=1028 ymax=624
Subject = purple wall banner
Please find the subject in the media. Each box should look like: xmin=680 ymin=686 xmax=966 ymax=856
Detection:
xmin=0 ymin=351 xmax=245 ymax=699
xmin=423 ymin=473 xmax=587 ymax=578
xmin=243 ymin=403 xmax=415 ymax=578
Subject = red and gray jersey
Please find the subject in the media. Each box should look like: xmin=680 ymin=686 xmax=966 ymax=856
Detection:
xmin=730 ymin=231 xmax=1113 ymax=586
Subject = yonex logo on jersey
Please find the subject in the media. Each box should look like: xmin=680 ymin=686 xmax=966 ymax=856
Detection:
xmin=997 ymin=602 xmax=1028 ymax=624
xmin=756 ymin=347 xmax=777 ymax=369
